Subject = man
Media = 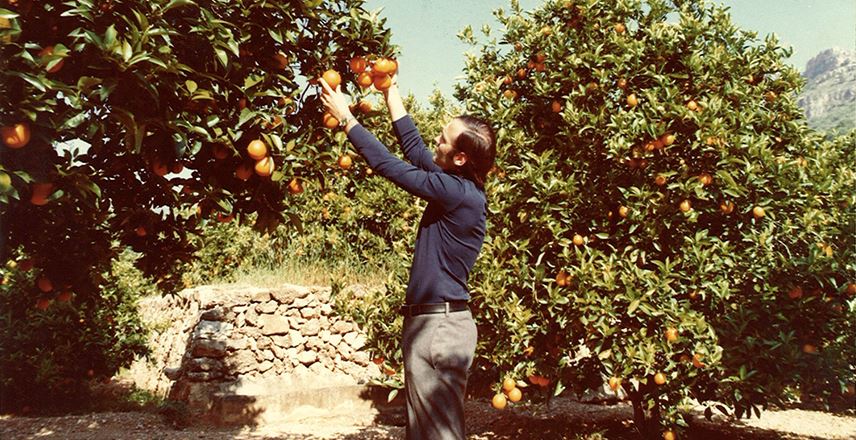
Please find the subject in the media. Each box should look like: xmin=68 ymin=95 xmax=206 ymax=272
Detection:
xmin=320 ymin=70 xmax=496 ymax=440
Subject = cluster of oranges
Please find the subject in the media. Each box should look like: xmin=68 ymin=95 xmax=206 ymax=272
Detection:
xmin=243 ymin=138 xmax=275 ymax=179
xmin=491 ymin=377 xmax=524 ymax=410
xmin=319 ymin=55 xmax=398 ymax=129
xmin=1 ymin=122 xmax=57 ymax=206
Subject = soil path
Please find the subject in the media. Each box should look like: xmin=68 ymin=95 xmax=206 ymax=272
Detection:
xmin=2 ymin=397 xmax=854 ymax=439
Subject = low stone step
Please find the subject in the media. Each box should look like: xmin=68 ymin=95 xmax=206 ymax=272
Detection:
xmin=210 ymin=385 xmax=401 ymax=426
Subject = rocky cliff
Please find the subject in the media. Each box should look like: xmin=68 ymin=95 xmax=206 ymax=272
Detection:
xmin=798 ymin=48 xmax=856 ymax=133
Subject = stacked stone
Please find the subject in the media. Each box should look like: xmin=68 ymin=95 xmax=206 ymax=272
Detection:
xmin=127 ymin=283 xmax=381 ymax=401
xmin=183 ymin=284 xmax=375 ymax=385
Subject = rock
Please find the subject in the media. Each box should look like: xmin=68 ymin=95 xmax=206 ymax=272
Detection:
xmin=244 ymin=307 xmax=259 ymax=327
xmin=300 ymin=307 xmax=319 ymax=319
xmin=352 ymin=351 xmax=370 ymax=367
xmin=288 ymin=330 xmax=306 ymax=347
xmin=343 ymin=332 xmax=366 ymax=350
xmin=256 ymin=300 xmax=278 ymax=314
xmin=270 ymin=336 xmax=290 ymax=348
xmin=328 ymin=334 xmax=343 ymax=347
xmin=189 ymin=357 xmax=224 ymax=372
xmin=288 ymin=316 xmax=305 ymax=329
xmin=258 ymin=315 xmax=290 ymax=335
xmin=270 ymin=284 xmax=312 ymax=303
xmin=226 ymin=350 xmax=257 ymax=374
xmin=332 ymin=320 xmax=353 ymax=334
xmin=201 ymin=307 xmax=227 ymax=321
xmin=192 ymin=339 xmax=227 ymax=358
xmin=297 ymin=351 xmax=317 ymax=365
xmin=251 ymin=290 xmax=271 ymax=302
xmin=320 ymin=303 xmax=333 ymax=315
xmin=163 ymin=366 xmax=182 ymax=380
xmin=319 ymin=329 xmax=332 ymax=342
xmin=301 ymin=318 xmax=321 ymax=336
xmin=257 ymin=360 xmax=273 ymax=373
xmin=262 ymin=349 xmax=275 ymax=361
xmin=293 ymin=295 xmax=315 ymax=308
xmin=194 ymin=320 xmax=232 ymax=339
xmin=226 ymin=337 xmax=249 ymax=351
xmin=186 ymin=371 xmax=224 ymax=382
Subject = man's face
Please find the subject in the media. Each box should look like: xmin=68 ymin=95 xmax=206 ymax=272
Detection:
xmin=433 ymin=118 xmax=467 ymax=171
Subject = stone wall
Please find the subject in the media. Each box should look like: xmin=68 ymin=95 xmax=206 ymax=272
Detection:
xmin=125 ymin=283 xmax=384 ymax=423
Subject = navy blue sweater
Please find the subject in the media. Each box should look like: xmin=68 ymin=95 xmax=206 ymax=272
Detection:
xmin=347 ymin=115 xmax=487 ymax=305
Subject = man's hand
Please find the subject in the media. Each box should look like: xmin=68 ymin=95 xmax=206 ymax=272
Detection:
xmin=319 ymin=78 xmax=354 ymax=124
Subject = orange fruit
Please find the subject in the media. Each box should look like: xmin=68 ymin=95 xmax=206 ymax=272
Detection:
xmin=788 ymin=286 xmax=803 ymax=299
xmin=654 ymin=175 xmax=667 ymax=186
xmin=847 ymin=283 xmax=856 ymax=296
xmin=572 ymin=234 xmax=584 ymax=246
xmin=679 ymin=199 xmax=692 ymax=213
xmin=802 ymin=343 xmax=817 ymax=354
xmin=39 ymin=46 xmax=64 ymax=73
xmin=614 ymin=23 xmax=626 ymax=34
xmin=357 ymin=71 xmax=373 ymax=88
xmin=540 ymin=25 xmax=552 ymax=36
xmin=608 ymin=377 xmax=622 ymax=391
xmin=372 ymin=356 xmax=384 ymax=365
xmin=556 ymin=269 xmax=570 ymax=287
xmin=238 ymin=98 xmax=247 ymax=110
xmin=372 ymin=58 xmax=397 ymax=75
xmin=689 ymin=290 xmax=700 ymax=300
xmin=503 ymin=75 xmax=513 ymax=85
xmin=502 ymin=377 xmax=516 ymax=393
xmin=551 ymin=100 xmax=562 ymax=113
xmin=247 ymin=139 xmax=267 ymax=160
xmin=764 ymin=91 xmax=777 ymax=102
xmin=135 ymin=226 xmax=147 ymax=237
xmin=491 ymin=393 xmax=507 ymax=410
xmin=535 ymin=52 xmax=546 ymax=63
xmin=338 ymin=155 xmax=352 ymax=170
xmin=152 ymin=161 xmax=168 ymax=177
xmin=698 ymin=173 xmax=713 ymax=186
xmin=665 ymin=327 xmax=678 ymax=343
xmin=752 ymin=206 xmax=765 ymax=219
xmin=217 ymin=212 xmax=234 ymax=223
xmin=618 ymin=206 xmax=629 ymax=218
xmin=37 ymin=275 xmax=53 ymax=292
xmin=323 ymin=112 xmax=339 ymax=129
xmin=35 ymin=298 xmax=51 ymax=311
xmin=507 ymin=387 xmax=522 ymax=402
xmin=617 ymin=78 xmax=628 ymax=89
xmin=626 ymin=93 xmax=638 ymax=107
xmin=272 ymin=53 xmax=289 ymax=70
xmin=844 ymin=384 xmax=855 ymax=397
xmin=503 ymin=89 xmax=517 ymax=100
xmin=287 ymin=178 xmax=303 ymax=195
xmin=235 ymin=163 xmax=253 ymax=181
xmin=358 ymin=100 xmax=373 ymax=113
xmin=654 ymin=373 xmax=666 ymax=385
xmin=686 ymin=100 xmax=699 ymax=111
xmin=349 ymin=56 xmax=367 ymax=74
xmin=30 ymin=182 xmax=54 ymax=206
xmin=56 ymin=290 xmax=73 ymax=302
xmin=321 ymin=69 xmax=341 ymax=89
xmin=1 ymin=122 xmax=31 ymax=149
xmin=514 ymin=42 xmax=523 ymax=51
xmin=213 ymin=144 xmax=230 ymax=160
xmin=719 ymin=201 xmax=735 ymax=214
xmin=254 ymin=157 xmax=275 ymax=177
xmin=372 ymin=74 xmax=392 ymax=91
xmin=663 ymin=430 xmax=676 ymax=440
xmin=692 ymin=353 xmax=704 ymax=368
xmin=516 ymin=67 xmax=527 ymax=79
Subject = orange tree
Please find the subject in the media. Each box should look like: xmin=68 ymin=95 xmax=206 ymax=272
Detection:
xmin=442 ymin=0 xmax=853 ymax=437
xmin=0 ymin=0 xmax=395 ymax=412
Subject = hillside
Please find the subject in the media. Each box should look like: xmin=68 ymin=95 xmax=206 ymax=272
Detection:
xmin=798 ymin=48 xmax=856 ymax=133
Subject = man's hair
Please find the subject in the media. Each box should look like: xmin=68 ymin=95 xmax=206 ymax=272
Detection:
xmin=452 ymin=115 xmax=496 ymax=189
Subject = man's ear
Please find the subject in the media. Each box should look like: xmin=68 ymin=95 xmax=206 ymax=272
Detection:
xmin=453 ymin=151 xmax=468 ymax=167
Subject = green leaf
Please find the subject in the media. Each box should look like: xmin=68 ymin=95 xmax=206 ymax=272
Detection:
xmin=0 ymin=8 xmax=19 ymax=19
xmin=162 ymin=0 xmax=196 ymax=13
xmin=215 ymin=48 xmax=228 ymax=68
xmin=185 ymin=80 xmax=198 ymax=94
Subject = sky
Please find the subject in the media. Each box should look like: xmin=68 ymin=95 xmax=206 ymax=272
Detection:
xmin=363 ymin=0 xmax=856 ymax=103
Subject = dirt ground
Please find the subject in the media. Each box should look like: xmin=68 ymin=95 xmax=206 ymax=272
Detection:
xmin=2 ymin=396 xmax=855 ymax=440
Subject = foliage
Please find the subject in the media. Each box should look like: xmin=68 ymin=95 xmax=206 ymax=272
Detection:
xmin=446 ymin=0 xmax=855 ymax=436
xmin=0 ymin=249 xmax=150 ymax=413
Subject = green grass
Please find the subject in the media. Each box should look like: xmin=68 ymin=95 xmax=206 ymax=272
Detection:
xmin=212 ymin=257 xmax=394 ymax=291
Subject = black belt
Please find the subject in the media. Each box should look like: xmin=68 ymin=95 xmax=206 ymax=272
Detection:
xmin=399 ymin=301 xmax=469 ymax=317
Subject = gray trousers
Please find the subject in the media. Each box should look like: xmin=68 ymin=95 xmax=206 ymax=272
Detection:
xmin=402 ymin=309 xmax=478 ymax=440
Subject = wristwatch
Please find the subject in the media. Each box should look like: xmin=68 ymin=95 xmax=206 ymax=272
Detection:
xmin=339 ymin=115 xmax=355 ymax=128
